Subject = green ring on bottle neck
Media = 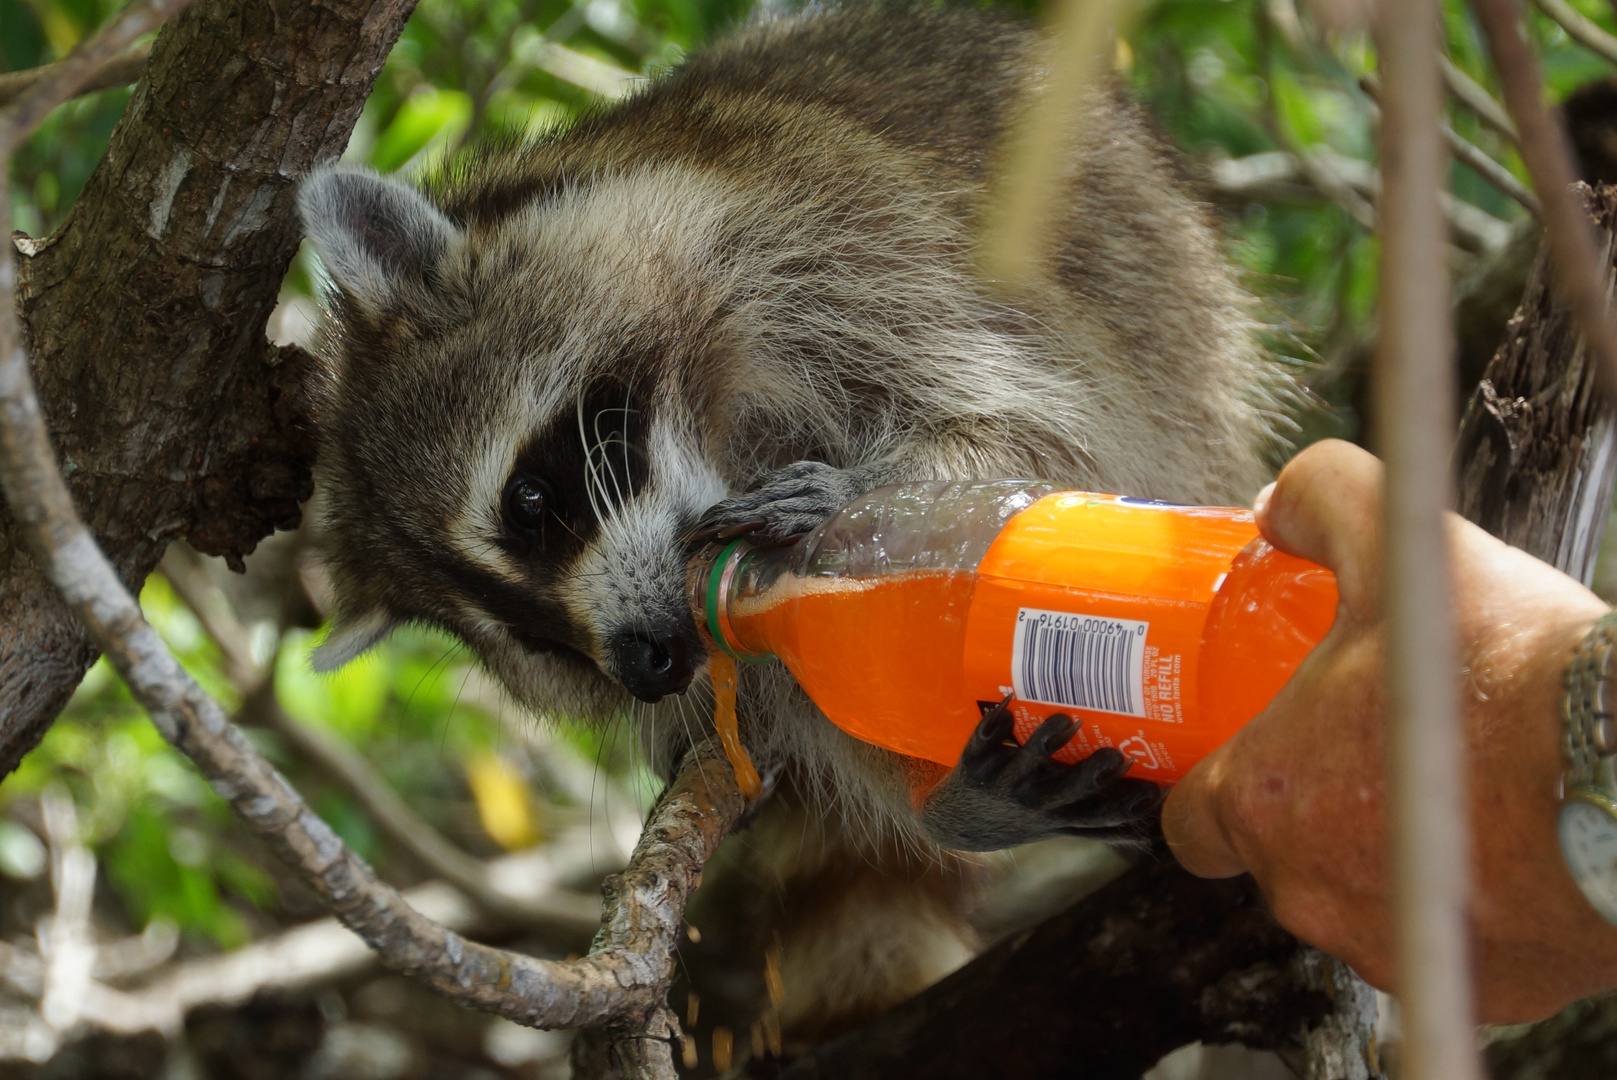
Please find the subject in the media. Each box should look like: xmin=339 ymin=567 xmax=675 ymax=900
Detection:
xmin=704 ymin=539 xmax=742 ymax=661
xmin=704 ymin=539 xmax=772 ymax=665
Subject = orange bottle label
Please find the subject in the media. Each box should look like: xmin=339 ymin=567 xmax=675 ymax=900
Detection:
xmin=960 ymin=494 xmax=1261 ymax=781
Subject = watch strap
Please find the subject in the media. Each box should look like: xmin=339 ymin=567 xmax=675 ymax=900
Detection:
xmin=1562 ymin=610 xmax=1617 ymax=789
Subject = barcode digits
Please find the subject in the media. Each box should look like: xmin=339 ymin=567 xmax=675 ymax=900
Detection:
xmin=1012 ymin=609 xmax=1147 ymax=718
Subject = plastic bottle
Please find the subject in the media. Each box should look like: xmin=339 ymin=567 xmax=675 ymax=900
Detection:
xmin=693 ymin=481 xmax=1339 ymax=783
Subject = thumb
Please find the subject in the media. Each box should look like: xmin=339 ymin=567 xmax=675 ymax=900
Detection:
xmin=1254 ymin=439 xmax=1382 ymax=618
xmin=1160 ymin=743 xmax=1247 ymax=878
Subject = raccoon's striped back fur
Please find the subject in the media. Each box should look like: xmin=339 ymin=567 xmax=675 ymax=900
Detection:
xmin=299 ymin=0 xmax=1277 ymax=1048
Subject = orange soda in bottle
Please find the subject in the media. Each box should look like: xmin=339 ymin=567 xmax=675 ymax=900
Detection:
xmin=693 ymin=481 xmax=1339 ymax=783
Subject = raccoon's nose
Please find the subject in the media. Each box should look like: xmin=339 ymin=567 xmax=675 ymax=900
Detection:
xmin=612 ymin=629 xmax=694 ymax=703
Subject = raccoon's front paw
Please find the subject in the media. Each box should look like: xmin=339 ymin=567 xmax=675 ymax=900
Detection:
xmin=919 ymin=698 xmax=1163 ymax=852
xmin=692 ymin=460 xmax=867 ymax=545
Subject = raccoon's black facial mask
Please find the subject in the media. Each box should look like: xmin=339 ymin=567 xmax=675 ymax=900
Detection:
xmin=494 ymin=380 xmax=650 ymax=564
xmin=362 ymin=380 xmax=654 ymax=670
xmin=299 ymin=165 xmax=707 ymax=694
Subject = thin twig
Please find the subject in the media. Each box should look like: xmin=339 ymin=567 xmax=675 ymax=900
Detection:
xmin=1473 ymin=0 xmax=1617 ymax=400
xmin=1535 ymin=0 xmax=1617 ymax=67
xmin=517 ymin=36 xmax=640 ymax=99
xmin=1361 ymin=72 xmax=1542 ymax=219
xmin=246 ymin=684 xmax=606 ymax=936
xmin=0 ymin=43 xmax=150 ymax=108
xmin=1291 ymin=145 xmax=1379 ymax=230
xmin=1264 ymin=0 xmax=1306 ymax=50
xmin=1439 ymin=53 xmax=1519 ymax=143
xmin=0 ymin=833 xmax=617 ymax=1050
xmin=1442 ymin=119 xmax=1543 ymax=217
xmin=157 ymin=544 xmax=261 ymax=686
xmin=1205 ymin=147 xmax=1515 ymax=253
xmin=37 ymin=789 xmax=95 ymax=1038
xmin=1376 ymin=4 xmax=1480 ymax=1080
xmin=1254 ymin=39 xmax=1380 ymax=231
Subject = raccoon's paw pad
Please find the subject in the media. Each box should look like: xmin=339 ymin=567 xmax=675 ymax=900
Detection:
xmin=920 ymin=699 xmax=1163 ymax=851
xmin=693 ymin=461 xmax=866 ymax=544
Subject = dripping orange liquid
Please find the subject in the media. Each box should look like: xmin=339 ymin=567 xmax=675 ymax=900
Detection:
xmin=708 ymin=649 xmax=762 ymax=799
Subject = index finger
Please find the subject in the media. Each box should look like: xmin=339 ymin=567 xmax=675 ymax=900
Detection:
xmin=1256 ymin=439 xmax=1382 ymax=620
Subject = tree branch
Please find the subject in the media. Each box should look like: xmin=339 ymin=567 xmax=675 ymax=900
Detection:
xmin=0 ymin=43 xmax=151 ymax=109
xmin=1376 ymin=1 xmax=1479 ymax=1076
xmin=1534 ymin=0 xmax=1617 ymax=68
xmin=1360 ymin=72 xmax=1542 ymax=219
xmin=1440 ymin=53 xmax=1520 ymax=142
xmin=1474 ymin=0 xmax=1617 ymax=399
xmin=1204 ymin=147 xmax=1514 ymax=253
xmin=0 ymin=3 xmax=181 ymax=144
xmin=0 ymin=0 xmax=414 ymax=776
xmin=0 ymin=821 xmax=617 ymax=1053
xmin=776 ymin=855 xmax=1379 ymax=1080
xmin=157 ymin=544 xmax=605 ymax=934
xmin=251 ymin=687 xmax=607 ymax=934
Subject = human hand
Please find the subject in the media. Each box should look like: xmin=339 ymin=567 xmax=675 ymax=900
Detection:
xmin=1161 ymin=438 xmax=1617 ymax=1022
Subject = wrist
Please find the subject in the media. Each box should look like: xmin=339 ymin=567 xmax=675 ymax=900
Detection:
xmin=1469 ymin=595 xmax=1617 ymax=1018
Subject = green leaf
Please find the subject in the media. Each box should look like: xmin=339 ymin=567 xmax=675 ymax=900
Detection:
xmin=369 ymin=87 xmax=474 ymax=173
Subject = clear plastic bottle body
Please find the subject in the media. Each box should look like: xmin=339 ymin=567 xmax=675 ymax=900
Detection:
xmin=700 ymin=481 xmax=1339 ymax=782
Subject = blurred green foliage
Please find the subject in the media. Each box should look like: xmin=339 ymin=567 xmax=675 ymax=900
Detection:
xmin=3 ymin=0 xmax=1616 ymax=952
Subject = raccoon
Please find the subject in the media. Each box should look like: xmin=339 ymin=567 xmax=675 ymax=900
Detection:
xmin=297 ymin=0 xmax=1276 ymax=1047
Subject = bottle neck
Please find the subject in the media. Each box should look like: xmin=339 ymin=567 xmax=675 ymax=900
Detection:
xmin=700 ymin=539 xmax=776 ymax=663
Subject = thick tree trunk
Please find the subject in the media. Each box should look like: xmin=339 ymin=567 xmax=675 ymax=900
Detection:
xmin=1455 ymin=183 xmax=1617 ymax=585
xmin=0 ymin=0 xmax=417 ymax=776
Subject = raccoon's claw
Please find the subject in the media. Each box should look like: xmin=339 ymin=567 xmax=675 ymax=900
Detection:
xmin=693 ymin=460 xmax=868 ymax=545
xmin=918 ymin=697 xmax=1163 ymax=852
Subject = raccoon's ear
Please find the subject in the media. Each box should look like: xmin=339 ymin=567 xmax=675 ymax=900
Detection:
xmin=309 ymin=608 xmax=398 ymax=673
xmin=297 ymin=166 xmax=458 ymax=318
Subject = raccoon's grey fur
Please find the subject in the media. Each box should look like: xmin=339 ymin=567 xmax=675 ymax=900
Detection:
xmin=298 ymin=0 xmax=1276 ymax=1043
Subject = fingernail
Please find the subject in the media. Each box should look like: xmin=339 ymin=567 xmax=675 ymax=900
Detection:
xmin=1253 ymin=482 xmax=1276 ymax=519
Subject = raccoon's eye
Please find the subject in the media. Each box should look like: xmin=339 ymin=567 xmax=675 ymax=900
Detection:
xmin=503 ymin=474 xmax=554 ymax=535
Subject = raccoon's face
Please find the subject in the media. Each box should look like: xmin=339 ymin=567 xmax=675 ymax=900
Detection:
xmin=297 ymin=166 xmax=731 ymax=711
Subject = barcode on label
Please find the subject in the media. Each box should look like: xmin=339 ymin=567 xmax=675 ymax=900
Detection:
xmin=1011 ymin=608 xmax=1147 ymax=717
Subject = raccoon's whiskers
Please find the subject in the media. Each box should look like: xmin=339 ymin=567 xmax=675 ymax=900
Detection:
xmin=577 ymin=393 xmax=612 ymax=526
xmin=619 ymin=383 xmax=634 ymax=507
xmin=591 ymin=404 xmax=631 ymax=514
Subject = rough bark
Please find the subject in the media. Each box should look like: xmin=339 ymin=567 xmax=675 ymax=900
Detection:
xmin=0 ymin=0 xmax=418 ymax=777
xmin=1456 ymin=184 xmax=1617 ymax=586
xmin=776 ymin=854 xmax=1379 ymax=1080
